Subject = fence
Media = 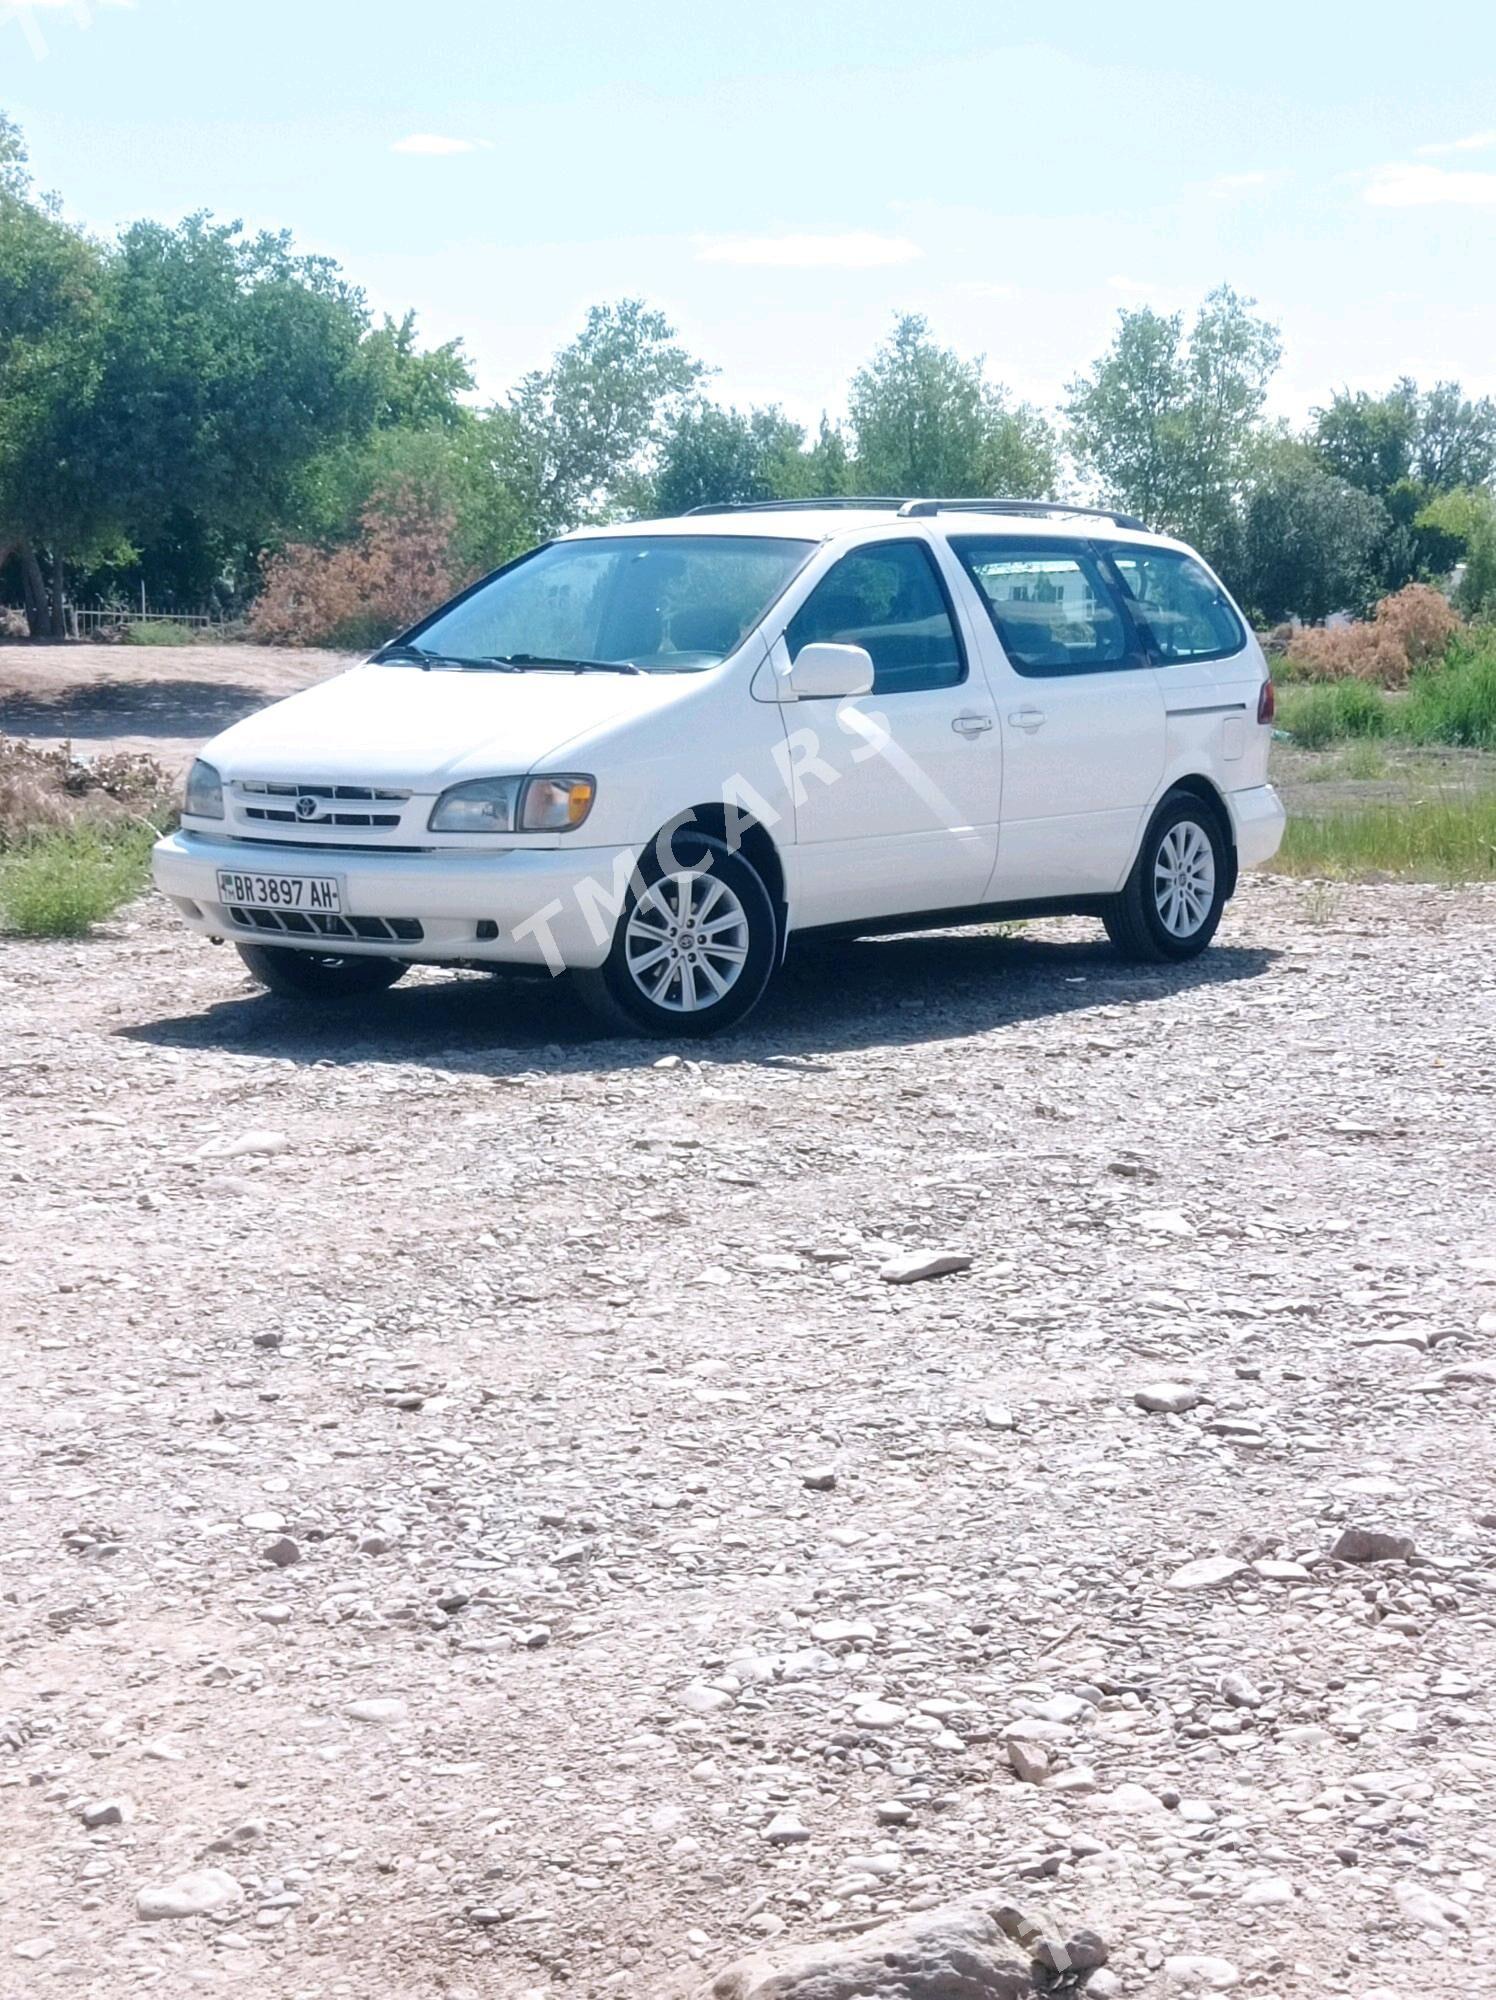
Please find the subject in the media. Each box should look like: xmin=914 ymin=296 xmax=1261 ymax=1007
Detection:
xmin=71 ymin=606 xmax=227 ymax=636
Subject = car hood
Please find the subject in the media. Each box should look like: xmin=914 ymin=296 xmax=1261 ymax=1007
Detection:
xmin=203 ymin=663 xmax=704 ymax=787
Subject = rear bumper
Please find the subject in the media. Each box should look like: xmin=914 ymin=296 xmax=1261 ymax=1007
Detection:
xmin=151 ymin=831 xmax=643 ymax=970
xmin=1227 ymin=783 xmax=1286 ymax=871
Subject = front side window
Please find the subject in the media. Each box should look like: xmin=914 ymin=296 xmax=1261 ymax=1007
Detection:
xmin=952 ymin=540 xmax=1135 ymax=677
xmin=409 ymin=535 xmax=815 ymax=673
xmin=786 ymin=540 xmax=965 ymax=694
xmin=1107 ymin=547 xmax=1246 ymax=664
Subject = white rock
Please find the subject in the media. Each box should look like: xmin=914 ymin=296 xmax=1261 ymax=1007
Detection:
xmin=1242 ymin=1876 xmax=1294 ymax=1906
xmin=194 ymin=1129 xmax=288 ymax=1161
xmin=1165 ymin=1954 xmax=1240 ymax=1990
xmin=136 ymin=1869 xmax=243 ymax=1921
xmin=1135 ymin=1381 xmax=1203 ymax=1413
xmin=852 ymin=1700 xmax=907 ymax=1730
xmin=878 ymin=1249 xmax=974 ymax=1284
xmin=1093 ymin=1782 xmax=1166 ymax=1814
xmin=1137 ymin=1209 xmax=1193 ymax=1236
xmin=1393 ymin=1878 xmax=1467 ymax=1932
xmin=344 ymin=1697 xmax=407 ymax=1723
xmin=1007 ymin=1738 xmax=1050 ymax=1784
xmin=680 ymin=1682 xmax=732 ymax=1715
xmin=1167 ymin=1555 xmax=1245 ymax=1591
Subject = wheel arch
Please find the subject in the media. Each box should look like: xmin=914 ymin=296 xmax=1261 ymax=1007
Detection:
xmin=1150 ymin=774 xmax=1238 ymax=899
xmin=668 ymin=803 xmax=789 ymax=960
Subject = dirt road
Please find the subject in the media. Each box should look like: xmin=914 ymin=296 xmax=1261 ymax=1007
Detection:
xmin=2 ymin=877 xmax=1494 ymax=1997
xmin=0 ymin=643 xmax=353 ymax=770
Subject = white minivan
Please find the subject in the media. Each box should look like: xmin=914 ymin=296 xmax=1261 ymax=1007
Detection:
xmin=152 ymin=499 xmax=1285 ymax=1037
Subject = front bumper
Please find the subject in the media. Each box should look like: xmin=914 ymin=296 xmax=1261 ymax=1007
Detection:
xmin=1227 ymin=783 xmax=1287 ymax=871
xmin=151 ymin=831 xmax=643 ymax=970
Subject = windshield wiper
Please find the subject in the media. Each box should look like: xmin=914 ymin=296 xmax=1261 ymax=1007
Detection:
xmin=498 ymin=652 xmax=643 ymax=676
xmin=372 ymin=642 xmax=518 ymax=672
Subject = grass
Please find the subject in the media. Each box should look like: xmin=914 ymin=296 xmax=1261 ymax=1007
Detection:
xmin=1276 ymin=786 xmax=1496 ymax=882
xmin=122 ymin=619 xmax=211 ymax=646
xmin=0 ymin=820 xmax=160 ymax=937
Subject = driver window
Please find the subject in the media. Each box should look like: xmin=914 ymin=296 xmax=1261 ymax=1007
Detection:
xmin=786 ymin=541 xmax=965 ymax=694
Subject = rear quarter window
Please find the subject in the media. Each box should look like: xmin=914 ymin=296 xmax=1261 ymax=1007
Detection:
xmin=1106 ymin=547 xmax=1246 ymax=665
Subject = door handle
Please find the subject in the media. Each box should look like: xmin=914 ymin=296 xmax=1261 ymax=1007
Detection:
xmin=1008 ymin=706 xmax=1047 ymax=731
xmin=951 ymin=711 xmax=994 ymax=736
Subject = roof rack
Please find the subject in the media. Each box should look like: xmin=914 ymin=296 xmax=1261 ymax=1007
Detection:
xmin=682 ymin=497 xmax=911 ymax=515
xmin=896 ymin=498 xmax=1148 ymax=531
xmin=682 ymin=495 xmax=1148 ymax=531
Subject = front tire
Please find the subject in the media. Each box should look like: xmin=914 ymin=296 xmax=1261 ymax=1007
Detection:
xmin=236 ymin=943 xmax=407 ymax=1001
xmin=1104 ymin=793 xmax=1229 ymax=963
xmin=572 ymin=832 xmax=777 ymax=1037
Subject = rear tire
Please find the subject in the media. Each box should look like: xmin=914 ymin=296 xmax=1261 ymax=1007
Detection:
xmin=571 ymin=831 xmax=777 ymax=1038
xmin=236 ymin=943 xmax=406 ymax=1001
xmin=1104 ymin=792 xmax=1229 ymax=963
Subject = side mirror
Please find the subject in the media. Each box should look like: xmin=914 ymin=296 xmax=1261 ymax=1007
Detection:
xmin=784 ymin=641 xmax=875 ymax=700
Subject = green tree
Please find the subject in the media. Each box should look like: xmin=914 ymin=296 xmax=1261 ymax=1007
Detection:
xmin=1065 ymin=287 xmax=1281 ymax=563
xmin=490 ymin=299 xmax=704 ymax=540
xmin=848 ymin=314 xmax=1056 ymax=499
xmin=654 ymin=402 xmax=819 ymax=514
xmin=1233 ymin=442 xmax=1390 ymax=623
xmin=1417 ymin=487 xmax=1496 ymax=617
xmin=0 ymin=114 xmax=110 ymax=632
xmin=1311 ymin=379 xmax=1496 ymax=593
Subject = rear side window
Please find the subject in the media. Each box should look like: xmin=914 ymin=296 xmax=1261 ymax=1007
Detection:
xmin=1107 ymin=547 xmax=1246 ymax=664
xmin=786 ymin=540 xmax=965 ymax=694
xmin=952 ymin=541 xmax=1136 ymax=677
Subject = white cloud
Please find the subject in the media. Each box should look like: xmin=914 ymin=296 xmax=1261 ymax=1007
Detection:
xmin=390 ymin=133 xmax=486 ymax=157
xmin=695 ymin=230 xmax=921 ymax=270
xmin=1363 ymin=160 xmax=1496 ymax=207
xmin=1417 ymin=130 xmax=1496 ymax=158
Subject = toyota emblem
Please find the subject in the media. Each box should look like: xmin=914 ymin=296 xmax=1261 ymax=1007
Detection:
xmin=295 ymin=794 xmax=319 ymax=821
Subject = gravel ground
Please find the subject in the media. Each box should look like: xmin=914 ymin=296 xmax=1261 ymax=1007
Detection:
xmin=2 ymin=874 xmax=1495 ymax=2000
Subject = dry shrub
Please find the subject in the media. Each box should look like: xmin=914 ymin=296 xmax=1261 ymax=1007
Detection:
xmin=250 ymin=481 xmax=468 ymax=650
xmin=1284 ymin=584 xmax=1462 ymax=688
xmin=0 ymin=736 xmax=172 ymax=847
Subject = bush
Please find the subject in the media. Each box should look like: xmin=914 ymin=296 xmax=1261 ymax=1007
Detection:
xmin=1277 ymin=680 xmax=1388 ymax=750
xmin=0 ymin=821 xmax=160 ymax=936
xmin=123 ymin=620 xmax=208 ymax=646
xmin=1282 ymin=584 xmax=1461 ymax=688
xmin=1402 ymin=640 xmax=1496 ymax=749
xmin=250 ymin=479 xmax=468 ymax=649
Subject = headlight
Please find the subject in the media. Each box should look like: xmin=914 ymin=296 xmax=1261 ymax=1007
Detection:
xmin=184 ymin=759 xmax=224 ymax=820
xmin=427 ymin=776 xmax=522 ymax=833
xmin=428 ymin=774 xmax=594 ymax=834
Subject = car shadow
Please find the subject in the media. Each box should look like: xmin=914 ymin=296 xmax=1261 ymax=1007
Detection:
xmin=120 ymin=928 xmax=1279 ymax=1077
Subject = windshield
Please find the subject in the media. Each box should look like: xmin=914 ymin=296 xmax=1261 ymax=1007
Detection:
xmin=402 ymin=534 xmax=817 ymax=673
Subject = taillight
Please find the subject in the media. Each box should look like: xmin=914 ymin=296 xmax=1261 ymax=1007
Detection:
xmin=1257 ymin=679 xmax=1275 ymax=725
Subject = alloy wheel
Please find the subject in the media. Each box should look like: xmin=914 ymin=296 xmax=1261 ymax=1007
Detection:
xmin=1152 ymin=819 xmax=1217 ymax=938
xmin=623 ymin=869 xmax=750 ymax=1014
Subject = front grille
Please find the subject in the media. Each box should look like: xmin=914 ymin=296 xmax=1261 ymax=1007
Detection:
xmin=226 ymin=907 xmax=424 ymax=943
xmin=245 ymin=806 xmax=403 ymax=828
xmin=235 ymin=780 xmax=411 ymax=831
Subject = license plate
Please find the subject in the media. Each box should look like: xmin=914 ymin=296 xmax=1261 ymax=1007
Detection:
xmin=216 ymin=870 xmax=342 ymax=914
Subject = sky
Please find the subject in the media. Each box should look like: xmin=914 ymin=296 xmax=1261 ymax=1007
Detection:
xmin=4 ymin=0 xmax=1496 ymax=433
